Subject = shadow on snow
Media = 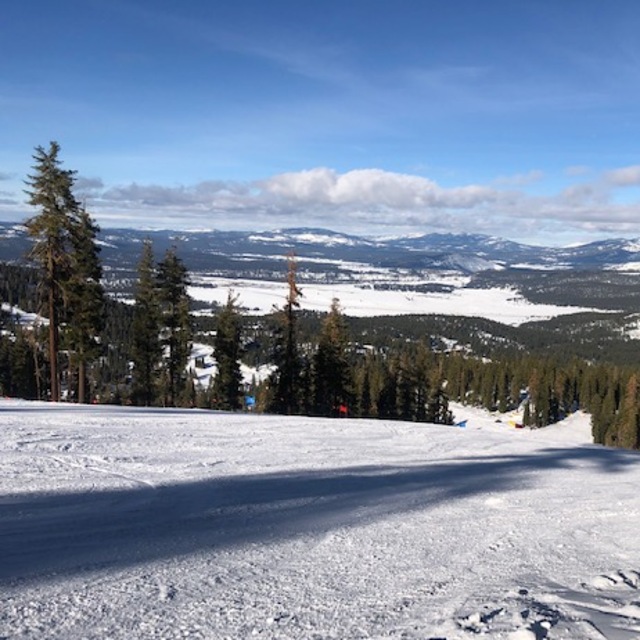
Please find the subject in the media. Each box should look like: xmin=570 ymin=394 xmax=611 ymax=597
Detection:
xmin=1 ymin=444 xmax=637 ymax=585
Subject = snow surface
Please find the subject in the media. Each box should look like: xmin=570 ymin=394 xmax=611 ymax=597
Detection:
xmin=188 ymin=278 xmax=599 ymax=326
xmin=246 ymin=232 xmax=370 ymax=247
xmin=608 ymin=262 xmax=640 ymax=272
xmin=1 ymin=303 xmax=47 ymax=328
xmin=2 ymin=400 xmax=640 ymax=638
xmin=189 ymin=342 xmax=273 ymax=391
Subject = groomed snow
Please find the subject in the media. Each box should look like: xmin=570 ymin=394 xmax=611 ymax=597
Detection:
xmin=188 ymin=279 xmax=598 ymax=326
xmin=2 ymin=400 xmax=640 ymax=638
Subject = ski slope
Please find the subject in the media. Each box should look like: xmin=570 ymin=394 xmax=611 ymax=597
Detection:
xmin=2 ymin=400 xmax=640 ymax=639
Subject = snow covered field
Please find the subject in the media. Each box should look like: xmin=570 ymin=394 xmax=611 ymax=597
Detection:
xmin=188 ymin=277 xmax=599 ymax=326
xmin=2 ymin=400 xmax=640 ymax=639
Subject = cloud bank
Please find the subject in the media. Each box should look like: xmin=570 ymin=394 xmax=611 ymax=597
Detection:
xmin=85 ymin=168 xmax=505 ymax=232
xmin=7 ymin=165 xmax=640 ymax=245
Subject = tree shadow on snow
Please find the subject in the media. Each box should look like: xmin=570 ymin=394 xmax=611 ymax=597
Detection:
xmin=0 ymin=444 xmax=637 ymax=584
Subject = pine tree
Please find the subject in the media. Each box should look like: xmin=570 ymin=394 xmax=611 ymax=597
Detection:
xmin=377 ymin=359 xmax=399 ymax=420
xmin=211 ymin=291 xmax=243 ymax=411
xmin=299 ymin=354 xmax=314 ymax=415
xmin=412 ymin=344 xmax=432 ymax=422
xmin=358 ymin=358 xmax=374 ymax=418
xmin=97 ymin=297 xmax=135 ymax=404
xmin=0 ymin=335 xmax=11 ymax=396
xmin=156 ymin=247 xmax=192 ymax=407
xmin=131 ymin=240 xmax=162 ymax=406
xmin=11 ymin=329 xmax=40 ymax=399
xmin=597 ymin=382 xmax=618 ymax=445
xmin=65 ymin=207 xmax=105 ymax=403
xmin=585 ymin=364 xmax=615 ymax=443
xmin=480 ymin=364 xmax=498 ymax=411
xmin=268 ymin=254 xmax=303 ymax=414
xmin=616 ymin=374 xmax=640 ymax=449
xmin=360 ymin=367 xmax=372 ymax=417
xmin=509 ymin=367 xmax=523 ymax=410
xmin=534 ymin=370 xmax=554 ymax=427
xmin=497 ymin=367 xmax=510 ymax=413
xmin=313 ymin=298 xmax=353 ymax=417
xmin=24 ymin=141 xmax=81 ymax=401
xmin=426 ymin=364 xmax=452 ymax=425
xmin=396 ymin=351 xmax=416 ymax=421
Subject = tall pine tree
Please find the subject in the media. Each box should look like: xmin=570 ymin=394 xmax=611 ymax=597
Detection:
xmin=156 ymin=247 xmax=192 ymax=407
xmin=268 ymin=254 xmax=303 ymax=414
xmin=131 ymin=240 xmax=162 ymax=406
xmin=616 ymin=374 xmax=640 ymax=449
xmin=211 ymin=291 xmax=243 ymax=410
xmin=24 ymin=141 xmax=82 ymax=402
xmin=66 ymin=207 xmax=105 ymax=403
xmin=313 ymin=298 xmax=353 ymax=417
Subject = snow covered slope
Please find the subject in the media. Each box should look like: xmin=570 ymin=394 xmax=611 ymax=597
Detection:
xmin=2 ymin=400 xmax=640 ymax=638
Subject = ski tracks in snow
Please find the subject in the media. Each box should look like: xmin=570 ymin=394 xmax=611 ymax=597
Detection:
xmin=46 ymin=453 xmax=157 ymax=490
xmin=447 ymin=569 xmax=640 ymax=639
xmin=3 ymin=402 xmax=640 ymax=638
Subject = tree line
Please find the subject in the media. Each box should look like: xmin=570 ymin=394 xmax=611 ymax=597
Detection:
xmin=1 ymin=142 xmax=640 ymax=449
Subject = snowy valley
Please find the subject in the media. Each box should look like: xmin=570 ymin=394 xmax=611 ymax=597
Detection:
xmin=3 ymin=221 xmax=640 ymax=328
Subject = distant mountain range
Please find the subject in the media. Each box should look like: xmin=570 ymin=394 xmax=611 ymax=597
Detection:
xmin=3 ymin=221 xmax=640 ymax=277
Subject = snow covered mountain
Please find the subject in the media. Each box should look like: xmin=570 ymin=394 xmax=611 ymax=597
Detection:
xmin=5 ymin=221 xmax=640 ymax=274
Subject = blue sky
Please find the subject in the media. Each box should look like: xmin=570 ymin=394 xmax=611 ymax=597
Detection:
xmin=3 ymin=0 xmax=640 ymax=245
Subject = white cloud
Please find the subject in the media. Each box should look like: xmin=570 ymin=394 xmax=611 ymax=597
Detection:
xmin=79 ymin=168 xmax=505 ymax=235
xmin=75 ymin=176 xmax=105 ymax=196
xmin=100 ymin=180 xmax=247 ymax=209
xmin=93 ymin=167 xmax=503 ymax=221
xmin=564 ymin=165 xmax=591 ymax=177
xmin=559 ymin=183 xmax=608 ymax=206
xmin=605 ymin=165 xmax=640 ymax=186
xmin=4 ymin=165 xmax=636 ymax=245
xmin=76 ymin=176 xmax=104 ymax=190
xmin=493 ymin=170 xmax=544 ymax=187
xmin=261 ymin=168 xmax=498 ymax=210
